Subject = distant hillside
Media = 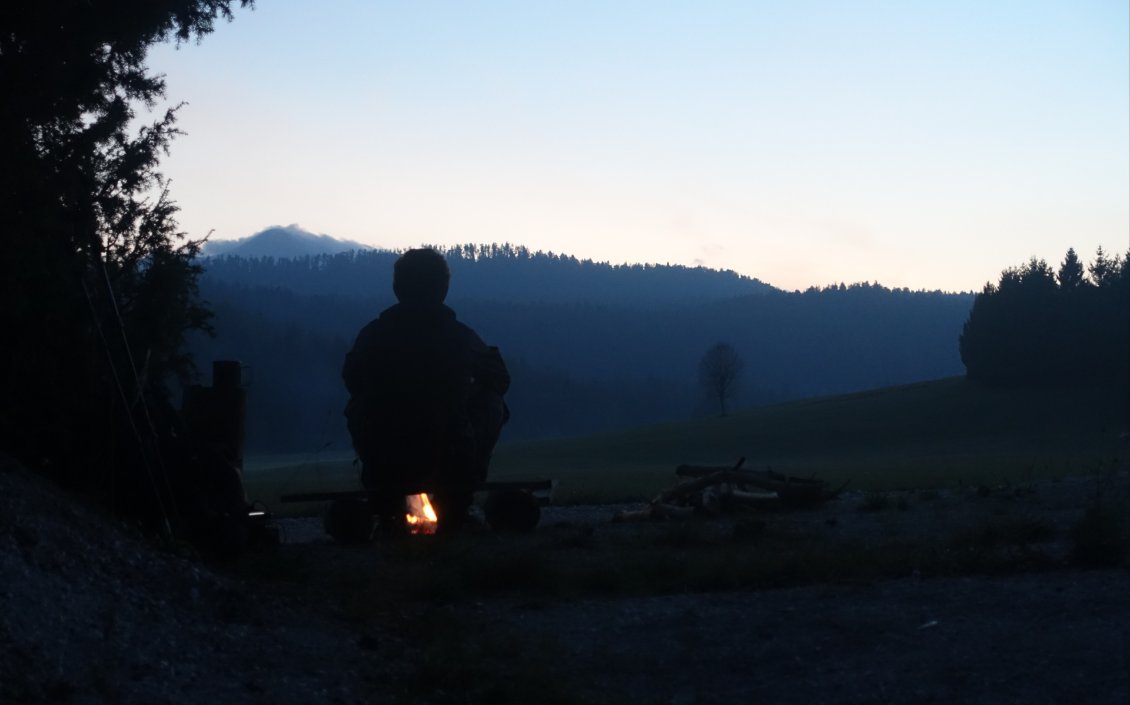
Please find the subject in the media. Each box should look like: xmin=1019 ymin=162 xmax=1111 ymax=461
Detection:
xmin=202 ymin=225 xmax=371 ymax=259
xmin=189 ymin=237 xmax=979 ymax=451
xmin=191 ymin=272 xmax=973 ymax=450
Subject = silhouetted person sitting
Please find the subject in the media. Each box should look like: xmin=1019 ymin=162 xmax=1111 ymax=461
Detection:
xmin=342 ymin=248 xmax=509 ymax=534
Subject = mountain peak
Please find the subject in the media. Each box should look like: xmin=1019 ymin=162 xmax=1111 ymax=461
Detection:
xmin=202 ymin=225 xmax=371 ymax=259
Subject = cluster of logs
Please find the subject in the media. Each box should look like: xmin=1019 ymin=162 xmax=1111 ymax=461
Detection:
xmin=614 ymin=457 xmax=840 ymax=522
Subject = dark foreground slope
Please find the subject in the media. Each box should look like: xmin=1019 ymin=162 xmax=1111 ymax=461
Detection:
xmin=0 ymin=455 xmax=405 ymax=704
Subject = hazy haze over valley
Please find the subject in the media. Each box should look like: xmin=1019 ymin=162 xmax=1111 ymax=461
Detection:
xmin=193 ymin=227 xmax=973 ymax=452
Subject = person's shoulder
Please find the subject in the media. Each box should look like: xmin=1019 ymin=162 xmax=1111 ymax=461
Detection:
xmin=352 ymin=304 xmax=397 ymax=341
xmin=452 ymin=317 xmax=487 ymax=347
xmin=378 ymin=302 xmax=404 ymax=319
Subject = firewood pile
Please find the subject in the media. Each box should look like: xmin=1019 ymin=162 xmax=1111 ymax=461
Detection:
xmin=614 ymin=457 xmax=843 ymax=522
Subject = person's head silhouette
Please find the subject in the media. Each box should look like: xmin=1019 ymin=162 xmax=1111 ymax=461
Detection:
xmin=393 ymin=248 xmax=450 ymax=305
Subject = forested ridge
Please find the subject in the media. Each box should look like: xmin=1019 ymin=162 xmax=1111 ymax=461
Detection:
xmin=193 ymin=245 xmax=975 ymax=452
xmin=201 ymin=243 xmax=775 ymax=305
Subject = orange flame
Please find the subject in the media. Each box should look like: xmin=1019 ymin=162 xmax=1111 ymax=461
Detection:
xmin=405 ymin=493 xmax=438 ymax=535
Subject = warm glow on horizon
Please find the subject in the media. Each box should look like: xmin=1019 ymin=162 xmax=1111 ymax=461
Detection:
xmin=149 ymin=1 xmax=1129 ymax=293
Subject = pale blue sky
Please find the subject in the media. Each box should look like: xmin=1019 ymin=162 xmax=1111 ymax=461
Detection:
xmin=148 ymin=0 xmax=1129 ymax=292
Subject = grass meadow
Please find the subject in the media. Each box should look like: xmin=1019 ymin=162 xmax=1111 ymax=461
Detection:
xmin=244 ymin=377 xmax=1128 ymax=516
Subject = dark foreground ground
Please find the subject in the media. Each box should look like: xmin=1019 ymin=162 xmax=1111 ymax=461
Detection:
xmin=472 ymin=572 xmax=1128 ymax=705
xmin=2 ymin=456 xmax=1127 ymax=704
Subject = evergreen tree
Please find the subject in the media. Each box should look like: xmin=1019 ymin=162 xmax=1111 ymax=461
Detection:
xmin=1057 ymin=248 xmax=1086 ymax=290
xmin=1 ymin=2 xmax=250 ymax=486
xmin=1088 ymin=246 xmax=1117 ymax=288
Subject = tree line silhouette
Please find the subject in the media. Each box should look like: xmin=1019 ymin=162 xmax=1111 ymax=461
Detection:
xmin=960 ymin=247 xmax=1130 ymax=387
xmin=201 ymin=243 xmax=774 ymax=305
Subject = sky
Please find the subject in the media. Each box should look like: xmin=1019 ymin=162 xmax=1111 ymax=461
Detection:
xmin=146 ymin=0 xmax=1129 ymax=292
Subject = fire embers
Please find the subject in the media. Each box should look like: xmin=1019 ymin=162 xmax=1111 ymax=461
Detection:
xmin=323 ymin=493 xmax=439 ymax=541
xmin=405 ymin=493 xmax=439 ymax=535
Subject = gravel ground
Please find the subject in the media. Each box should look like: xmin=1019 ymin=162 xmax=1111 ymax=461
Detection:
xmin=273 ymin=475 xmax=1130 ymax=704
xmin=4 ymin=455 xmax=1128 ymax=704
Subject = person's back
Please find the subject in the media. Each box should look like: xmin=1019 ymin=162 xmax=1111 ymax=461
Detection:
xmin=342 ymin=248 xmax=508 ymax=533
xmin=344 ymin=300 xmax=476 ymax=490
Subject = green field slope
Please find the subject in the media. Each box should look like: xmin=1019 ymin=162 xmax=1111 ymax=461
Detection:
xmin=490 ymin=377 xmax=1128 ymax=502
xmin=246 ymin=377 xmax=1129 ymax=512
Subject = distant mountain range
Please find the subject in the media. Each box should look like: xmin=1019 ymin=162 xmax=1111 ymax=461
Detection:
xmin=202 ymin=225 xmax=371 ymax=259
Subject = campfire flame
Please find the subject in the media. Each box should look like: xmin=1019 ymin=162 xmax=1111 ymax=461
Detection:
xmin=405 ymin=493 xmax=438 ymax=535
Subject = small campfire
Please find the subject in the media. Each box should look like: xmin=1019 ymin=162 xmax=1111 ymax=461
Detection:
xmin=405 ymin=493 xmax=439 ymax=535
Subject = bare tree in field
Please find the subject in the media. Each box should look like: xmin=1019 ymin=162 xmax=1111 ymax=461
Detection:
xmin=699 ymin=342 xmax=744 ymax=416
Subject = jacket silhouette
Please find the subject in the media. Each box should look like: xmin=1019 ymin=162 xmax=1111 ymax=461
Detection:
xmin=342 ymin=248 xmax=508 ymax=532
